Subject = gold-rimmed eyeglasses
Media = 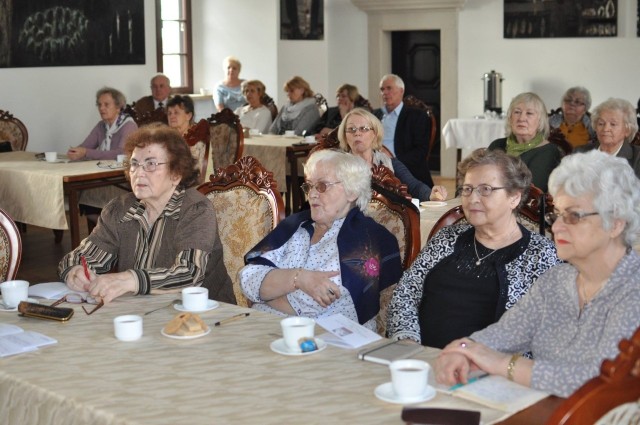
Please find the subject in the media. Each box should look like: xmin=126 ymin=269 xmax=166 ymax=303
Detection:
xmin=51 ymin=293 xmax=104 ymax=315
xmin=301 ymin=181 xmax=342 ymax=194
xmin=544 ymin=211 xmax=599 ymax=226
xmin=459 ymin=184 xmax=506 ymax=197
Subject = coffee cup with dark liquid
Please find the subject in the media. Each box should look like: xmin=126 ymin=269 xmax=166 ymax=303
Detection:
xmin=389 ymin=359 xmax=430 ymax=399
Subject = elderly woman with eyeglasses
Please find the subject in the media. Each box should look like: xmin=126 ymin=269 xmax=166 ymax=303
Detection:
xmin=59 ymin=124 xmax=236 ymax=306
xmin=337 ymin=108 xmax=447 ymax=202
xmin=435 ymin=150 xmax=640 ymax=397
xmin=548 ymin=86 xmax=596 ymax=151
xmin=576 ymin=98 xmax=640 ymax=178
xmin=387 ymin=148 xmax=560 ymax=348
xmin=489 ymin=92 xmax=563 ymax=192
xmin=239 ymin=149 xmax=402 ymax=331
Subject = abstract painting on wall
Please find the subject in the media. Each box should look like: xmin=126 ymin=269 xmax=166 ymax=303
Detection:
xmin=504 ymin=0 xmax=617 ymax=38
xmin=0 ymin=0 xmax=145 ymax=68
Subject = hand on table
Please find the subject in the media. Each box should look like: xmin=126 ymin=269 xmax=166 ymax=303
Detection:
xmin=67 ymin=147 xmax=87 ymax=160
xmin=65 ymin=265 xmax=95 ymax=292
xmin=87 ymin=272 xmax=137 ymax=304
xmin=296 ymin=269 xmax=341 ymax=308
xmin=430 ymin=185 xmax=448 ymax=201
xmin=437 ymin=337 xmax=509 ymax=385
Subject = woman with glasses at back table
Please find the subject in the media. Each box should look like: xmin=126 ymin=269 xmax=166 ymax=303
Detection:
xmin=387 ymin=148 xmax=560 ymax=348
xmin=435 ymin=150 xmax=640 ymax=397
xmin=59 ymin=124 xmax=236 ymax=306
xmin=548 ymin=86 xmax=596 ymax=151
xmin=239 ymin=149 xmax=402 ymax=331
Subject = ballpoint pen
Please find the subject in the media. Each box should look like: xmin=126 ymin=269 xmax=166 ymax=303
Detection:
xmin=213 ymin=312 xmax=250 ymax=327
xmin=80 ymin=256 xmax=91 ymax=280
xmin=449 ymin=373 xmax=489 ymax=391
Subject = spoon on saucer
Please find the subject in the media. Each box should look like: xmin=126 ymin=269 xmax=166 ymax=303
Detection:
xmin=144 ymin=299 xmax=180 ymax=315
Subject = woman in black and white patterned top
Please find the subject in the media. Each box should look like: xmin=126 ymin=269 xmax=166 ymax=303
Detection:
xmin=436 ymin=150 xmax=640 ymax=397
xmin=386 ymin=149 xmax=560 ymax=348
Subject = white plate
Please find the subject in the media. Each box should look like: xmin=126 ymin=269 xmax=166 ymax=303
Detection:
xmin=374 ymin=382 xmax=436 ymax=405
xmin=420 ymin=201 xmax=447 ymax=208
xmin=0 ymin=298 xmax=39 ymax=312
xmin=270 ymin=337 xmax=327 ymax=356
xmin=161 ymin=327 xmax=211 ymax=340
xmin=173 ymin=300 xmax=219 ymax=313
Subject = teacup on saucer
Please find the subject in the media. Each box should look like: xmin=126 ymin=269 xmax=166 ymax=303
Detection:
xmin=174 ymin=299 xmax=219 ymax=312
xmin=270 ymin=337 xmax=327 ymax=356
xmin=374 ymin=382 xmax=436 ymax=404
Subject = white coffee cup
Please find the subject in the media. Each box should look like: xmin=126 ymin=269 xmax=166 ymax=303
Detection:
xmin=45 ymin=152 xmax=57 ymax=162
xmin=281 ymin=317 xmax=315 ymax=351
xmin=389 ymin=359 xmax=430 ymax=399
xmin=0 ymin=280 xmax=29 ymax=308
xmin=182 ymin=287 xmax=209 ymax=311
xmin=304 ymin=135 xmax=315 ymax=144
xmin=249 ymin=128 xmax=260 ymax=136
xmin=116 ymin=154 xmax=126 ymax=164
xmin=114 ymin=315 xmax=143 ymax=341
xmin=284 ymin=130 xmax=296 ymax=137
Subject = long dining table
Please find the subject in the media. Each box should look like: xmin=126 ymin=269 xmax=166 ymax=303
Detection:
xmin=0 ymin=293 xmax=560 ymax=424
xmin=0 ymin=151 xmax=129 ymax=248
xmin=418 ymin=198 xmax=462 ymax=247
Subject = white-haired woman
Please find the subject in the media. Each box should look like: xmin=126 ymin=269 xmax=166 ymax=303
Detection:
xmin=489 ymin=92 xmax=563 ymax=192
xmin=240 ymin=150 xmax=402 ymax=331
xmin=548 ymin=86 xmax=596 ymax=150
xmin=214 ymin=56 xmax=245 ymax=112
xmin=576 ymin=97 xmax=640 ymax=178
xmin=436 ymin=150 xmax=640 ymax=397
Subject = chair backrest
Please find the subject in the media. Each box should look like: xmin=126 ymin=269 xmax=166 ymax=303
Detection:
xmin=354 ymin=95 xmax=374 ymax=112
xmin=0 ymin=208 xmax=22 ymax=282
xmin=123 ymin=103 xmax=168 ymax=127
xmin=404 ymin=95 xmax=437 ymax=161
xmin=183 ymin=119 xmax=210 ymax=185
xmin=197 ymin=156 xmax=285 ymax=307
xmin=314 ymin=93 xmax=329 ymax=116
xmin=207 ymin=108 xmax=244 ymax=171
xmin=0 ymin=109 xmax=29 ymax=151
xmin=262 ymin=93 xmax=278 ymax=120
xmin=309 ymin=127 xmax=340 ymax=155
xmin=427 ymin=184 xmax=553 ymax=241
xmin=545 ymin=326 xmax=640 ymax=425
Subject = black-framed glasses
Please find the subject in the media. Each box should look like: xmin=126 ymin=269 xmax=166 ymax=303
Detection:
xmin=459 ymin=184 xmax=506 ymax=197
xmin=562 ymin=98 xmax=586 ymax=107
xmin=345 ymin=126 xmax=373 ymax=134
xmin=545 ymin=211 xmax=600 ymax=226
xmin=127 ymin=160 xmax=168 ymax=173
xmin=50 ymin=293 xmax=104 ymax=315
xmin=301 ymin=181 xmax=342 ymax=194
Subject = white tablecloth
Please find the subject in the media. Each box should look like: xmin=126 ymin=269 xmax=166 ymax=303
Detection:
xmin=419 ymin=198 xmax=462 ymax=246
xmin=442 ymin=118 xmax=506 ymax=150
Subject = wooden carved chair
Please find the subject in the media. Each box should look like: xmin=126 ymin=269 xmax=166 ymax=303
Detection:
xmin=207 ymin=108 xmax=244 ymax=171
xmin=262 ymin=93 xmax=278 ymax=120
xmin=0 ymin=208 xmax=22 ymax=282
xmin=366 ymin=164 xmax=420 ymax=335
xmin=354 ymin=95 xmax=374 ymax=112
xmin=197 ymin=156 xmax=285 ymax=307
xmin=545 ymin=326 xmax=640 ymax=425
xmin=0 ymin=109 xmax=29 ymax=151
xmin=428 ymin=184 xmax=553 ymax=241
xmin=123 ymin=103 xmax=168 ymax=127
xmin=404 ymin=95 xmax=438 ymax=161
xmin=184 ymin=119 xmax=210 ymax=184
xmin=314 ymin=93 xmax=329 ymax=116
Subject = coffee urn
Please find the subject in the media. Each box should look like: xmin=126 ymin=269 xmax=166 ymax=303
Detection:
xmin=482 ymin=70 xmax=504 ymax=114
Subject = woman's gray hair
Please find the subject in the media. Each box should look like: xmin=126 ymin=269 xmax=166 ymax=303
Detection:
xmin=337 ymin=108 xmax=384 ymax=152
xmin=96 ymin=87 xmax=126 ymax=109
xmin=591 ymin=98 xmax=639 ymax=144
xmin=304 ymin=149 xmax=372 ymax=211
xmin=548 ymin=150 xmax=640 ymax=248
xmin=457 ymin=148 xmax=532 ymax=211
xmin=505 ymin=92 xmax=550 ymax=139
xmin=562 ymin=86 xmax=592 ymax=110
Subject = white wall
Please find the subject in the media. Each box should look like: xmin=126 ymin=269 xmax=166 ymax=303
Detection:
xmin=457 ymin=0 xmax=639 ymax=119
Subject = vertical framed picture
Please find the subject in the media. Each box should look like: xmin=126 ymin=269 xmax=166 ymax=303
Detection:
xmin=504 ymin=0 xmax=617 ymax=38
xmin=280 ymin=0 xmax=324 ymax=40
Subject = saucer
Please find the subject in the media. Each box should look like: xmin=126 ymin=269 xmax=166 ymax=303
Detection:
xmin=161 ymin=327 xmax=211 ymax=340
xmin=0 ymin=298 xmax=38 ymax=312
xmin=374 ymin=382 xmax=436 ymax=405
xmin=270 ymin=338 xmax=327 ymax=356
xmin=420 ymin=201 xmax=447 ymax=208
xmin=173 ymin=300 xmax=219 ymax=312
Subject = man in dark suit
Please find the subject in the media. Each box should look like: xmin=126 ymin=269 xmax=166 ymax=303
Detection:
xmin=375 ymin=74 xmax=433 ymax=187
xmin=134 ymin=74 xmax=171 ymax=115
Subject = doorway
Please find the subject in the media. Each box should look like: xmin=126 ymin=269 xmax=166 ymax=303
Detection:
xmin=391 ymin=30 xmax=441 ymax=173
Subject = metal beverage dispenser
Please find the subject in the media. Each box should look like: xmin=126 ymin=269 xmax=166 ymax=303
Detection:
xmin=482 ymin=70 xmax=504 ymax=114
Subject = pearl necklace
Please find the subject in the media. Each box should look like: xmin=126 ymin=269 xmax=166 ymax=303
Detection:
xmin=473 ymin=237 xmax=496 ymax=266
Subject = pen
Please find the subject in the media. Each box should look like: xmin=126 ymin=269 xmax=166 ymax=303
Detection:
xmin=213 ymin=312 xmax=250 ymax=327
xmin=449 ymin=373 xmax=489 ymax=391
xmin=81 ymin=256 xmax=91 ymax=280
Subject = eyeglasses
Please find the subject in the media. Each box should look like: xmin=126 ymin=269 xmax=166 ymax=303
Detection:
xmin=563 ymin=98 xmax=586 ymax=107
xmin=345 ymin=126 xmax=373 ymax=134
xmin=301 ymin=181 xmax=342 ymax=194
xmin=97 ymin=161 xmax=123 ymax=169
xmin=50 ymin=293 xmax=104 ymax=315
xmin=127 ymin=160 xmax=168 ymax=173
xmin=459 ymin=184 xmax=506 ymax=197
xmin=544 ymin=211 xmax=599 ymax=226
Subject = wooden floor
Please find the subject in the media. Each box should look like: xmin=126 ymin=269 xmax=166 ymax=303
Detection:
xmin=15 ymin=176 xmax=456 ymax=285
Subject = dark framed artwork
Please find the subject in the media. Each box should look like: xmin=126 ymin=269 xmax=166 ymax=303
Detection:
xmin=504 ymin=0 xmax=617 ymax=38
xmin=280 ymin=0 xmax=324 ymax=40
xmin=0 ymin=0 xmax=145 ymax=68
